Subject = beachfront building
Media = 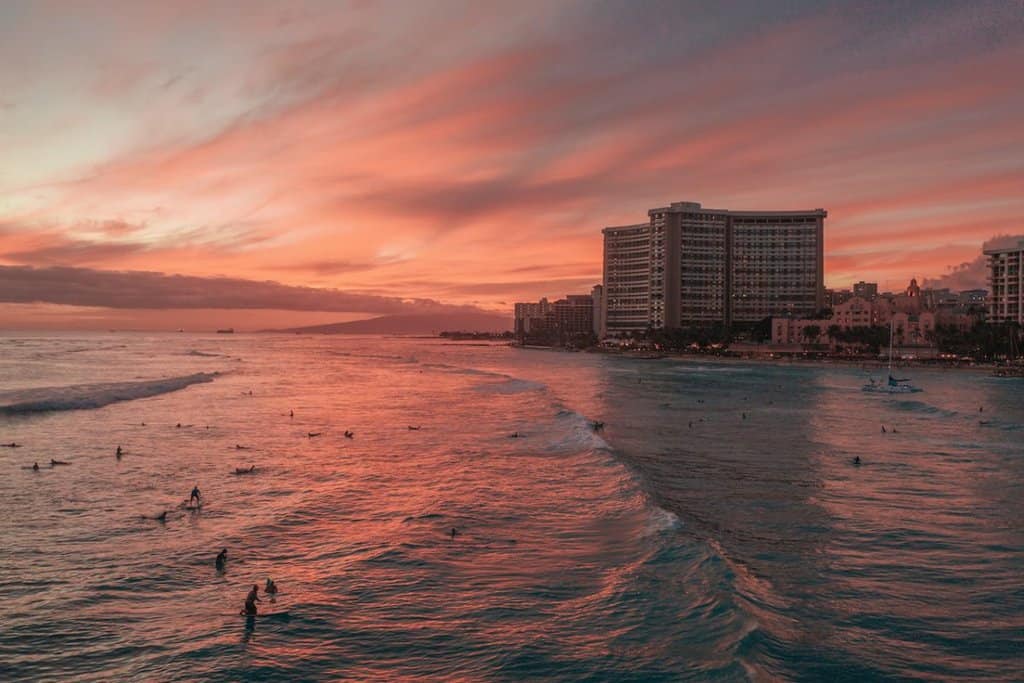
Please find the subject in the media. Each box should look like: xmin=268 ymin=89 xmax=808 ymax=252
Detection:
xmin=602 ymin=223 xmax=652 ymax=336
xmin=986 ymin=240 xmax=1024 ymax=325
xmin=601 ymin=200 xmax=826 ymax=336
xmin=514 ymin=298 xmax=552 ymax=339
xmin=515 ymin=293 xmax=595 ymax=345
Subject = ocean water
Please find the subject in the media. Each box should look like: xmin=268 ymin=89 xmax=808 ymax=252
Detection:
xmin=0 ymin=333 xmax=1021 ymax=681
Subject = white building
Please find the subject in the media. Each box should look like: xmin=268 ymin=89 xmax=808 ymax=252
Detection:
xmin=986 ymin=240 xmax=1024 ymax=324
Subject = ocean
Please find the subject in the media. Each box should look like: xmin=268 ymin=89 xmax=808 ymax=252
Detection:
xmin=1 ymin=333 xmax=1021 ymax=681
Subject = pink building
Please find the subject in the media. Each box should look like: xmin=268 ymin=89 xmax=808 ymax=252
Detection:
xmin=771 ymin=296 xmax=935 ymax=351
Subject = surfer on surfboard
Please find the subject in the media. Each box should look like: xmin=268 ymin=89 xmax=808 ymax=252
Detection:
xmin=189 ymin=485 xmax=201 ymax=506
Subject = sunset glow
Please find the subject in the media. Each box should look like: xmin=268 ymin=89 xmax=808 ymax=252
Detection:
xmin=2 ymin=1 xmax=1023 ymax=328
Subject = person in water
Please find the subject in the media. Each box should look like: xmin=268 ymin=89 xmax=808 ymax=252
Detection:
xmin=216 ymin=548 xmax=227 ymax=570
xmin=450 ymin=527 xmax=458 ymax=540
xmin=853 ymin=456 xmax=862 ymax=466
xmin=32 ymin=462 xmax=39 ymax=471
xmin=242 ymin=584 xmax=260 ymax=615
xmin=189 ymin=485 xmax=202 ymax=506
xmin=265 ymin=578 xmax=278 ymax=595
xmin=116 ymin=445 xmax=123 ymax=458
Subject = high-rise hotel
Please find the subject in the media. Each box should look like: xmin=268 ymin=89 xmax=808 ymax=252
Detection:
xmin=602 ymin=200 xmax=826 ymax=335
xmin=986 ymin=239 xmax=1023 ymax=325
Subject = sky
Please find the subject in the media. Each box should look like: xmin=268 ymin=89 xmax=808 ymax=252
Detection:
xmin=1 ymin=0 xmax=1022 ymax=329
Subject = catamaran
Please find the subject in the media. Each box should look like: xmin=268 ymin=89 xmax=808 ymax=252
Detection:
xmin=863 ymin=319 xmax=922 ymax=393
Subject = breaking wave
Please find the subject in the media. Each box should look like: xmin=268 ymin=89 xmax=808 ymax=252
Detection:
xmin=0 ymin=373 xmax=219 ymax=414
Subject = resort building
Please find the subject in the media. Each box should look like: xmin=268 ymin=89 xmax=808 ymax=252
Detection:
xmin=986 ymin=240 xmax=1024 ymax=324
xmin=602 ymin=223 xmax=652 ymax=335
xmin=513 ymin=298 xmax=551 ymax=337
xmin=601 ymin=200 xmax=826 ymax=335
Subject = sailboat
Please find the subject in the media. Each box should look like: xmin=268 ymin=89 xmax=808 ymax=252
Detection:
xmin=863 ymin=318 xmax=922 ymax=393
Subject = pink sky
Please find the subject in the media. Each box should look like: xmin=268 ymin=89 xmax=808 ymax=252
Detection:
xmin=1 ymin=1 xmax=1022 ymax=329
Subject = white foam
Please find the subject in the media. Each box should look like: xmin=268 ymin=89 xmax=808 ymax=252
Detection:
xmin=0 ymin=372 xmax=218 ymax=414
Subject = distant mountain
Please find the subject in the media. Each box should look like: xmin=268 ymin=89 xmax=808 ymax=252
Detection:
xmin=265 ymin=312 xmax=511 ymax=335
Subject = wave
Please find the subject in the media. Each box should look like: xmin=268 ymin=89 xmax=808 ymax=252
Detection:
xmin=0 ymin=373 xmax=219 ymax=414
xmin=472 ymin=377 xmax=546 ymax=394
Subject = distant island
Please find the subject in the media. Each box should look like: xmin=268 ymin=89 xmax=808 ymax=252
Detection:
xmin=263 ymin=312 xmax=511 ymax=336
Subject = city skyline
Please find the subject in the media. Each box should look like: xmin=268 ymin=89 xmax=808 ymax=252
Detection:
xmin=2 ymin=1 xmax=1023 ymax=329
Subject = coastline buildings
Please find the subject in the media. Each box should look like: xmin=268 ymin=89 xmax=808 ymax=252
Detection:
xmin=986 ymin=240 xmax=1024 ymax=324
xmin=602 ymin=200 xmax=826 ymax=334
xmin=602 ymin=223 xmax=651 ymax=336
xmin=514 ymin=293 xmax=595 ymax=345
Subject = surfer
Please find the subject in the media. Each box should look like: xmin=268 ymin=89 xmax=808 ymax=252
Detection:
xmin=308 ymin=432 xmax=321 ymax=438
xmin=242 ymin=584 xmax=260 ymax=615
xmin=742 ymin=412 xmax=746 ymax=420
xmin=853 ymin=456 xmax=862 ymax=466
xmin=116 ymin=445 xmax=123 ymax=459
xmin=176 ymin=423 xmax=182 ymax=428
xmin=32 ymin=462 xmax=40 ymax=471
xmin=450 ymin=527 xmax=458 ymax=540
xmin=265 ymin=578 xmax=278 ymax=595
xmin=881 ymin=425 xmax=887 ymax=433
xmin=235 ymin=444 xmax=250 ymax=450
xmin=509 ymin=432 xmax=520 ymax=438
xmin=408 ymin=425 xmax=420 ymax=431
xmin=591 ymin=421 xmax=605 ymax=431
xmin=216 ymin=548 xmax=227 ymax=570
xmin=235 ymin=465 xmax=255 ymax=474
xmin=344 ymin=430 xmax=354 ymax=439
xmin=189 ymin=485 xmax=202 ymax=506
xmin=2 ymin=442 xmax=22 ymax=448
xmin=289 ymin=410 xmax=294 ymax=418
xmin=49 ymin=459 xmax=70 ymax=466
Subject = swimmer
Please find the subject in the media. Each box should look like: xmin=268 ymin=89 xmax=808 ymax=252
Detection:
xmin=265 ymin=578 xmax=278 ymax=595
xmin=176 ymin=423 xmax=182 ymax=428
xmin=241 ymin=584 xmax=260 ymax=615
xmin=216 ymin=548 xmax=227 ymax=570
xmin=32 ymin=462 xmax=40 ymax=471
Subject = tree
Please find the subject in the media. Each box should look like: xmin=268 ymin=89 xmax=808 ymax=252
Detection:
xmin=802 ymin=325 xmax=822 ymax=343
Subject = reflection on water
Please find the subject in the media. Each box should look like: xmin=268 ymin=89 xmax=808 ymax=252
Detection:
xmin=0 ymin=334 xmax=1021 ymax=681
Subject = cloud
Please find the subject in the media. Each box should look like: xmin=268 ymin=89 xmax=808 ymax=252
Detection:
xmin=0 ymin=265 xmax=494 ymax=315
xmin=923 ymin=234 xmax=1024 ymax=290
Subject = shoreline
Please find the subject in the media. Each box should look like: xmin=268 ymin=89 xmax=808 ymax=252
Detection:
xmin=512 ymin=344 xmax=1008 ymax=374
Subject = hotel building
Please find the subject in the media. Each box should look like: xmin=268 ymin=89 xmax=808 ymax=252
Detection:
xmin=986 ymin=240 xmax=1024 ymax=324
xmin=602 ymin=223 xmax=652 ymax=335
xmin=602 ymin=200 xmax=826 ymax=334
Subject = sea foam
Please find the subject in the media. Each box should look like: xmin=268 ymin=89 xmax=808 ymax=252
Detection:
xmin=0 ymin=372 xmax=218 ymax=414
